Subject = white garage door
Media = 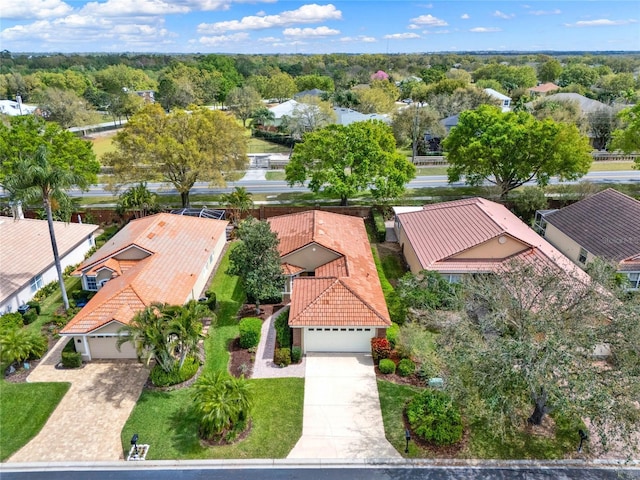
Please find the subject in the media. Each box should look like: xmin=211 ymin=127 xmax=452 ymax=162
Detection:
xmin=304 ymin=327 xmax=374 ymax=353
xmin=88 ymin=336 xmax=137 ymax=359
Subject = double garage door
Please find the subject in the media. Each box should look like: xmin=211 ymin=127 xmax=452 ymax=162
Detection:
xmin=304 ymin=327 xmax=374 ymax=353
xmin=88 ymin=336 xmax=137 ymax=359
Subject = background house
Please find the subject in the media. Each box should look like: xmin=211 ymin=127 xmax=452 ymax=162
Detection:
xmin=268 ymin=210 xmax=390 ymax=353
xmin=60 ymin=213 xmax=228 ymax=360
xmin=394 ymin=198 xmax=589 ymax=283
xmin=535 ymin=189 xmax=640 ymax=290
xmin=0 ymin=214 xmax=99 ymax=314
xmin=484 ymin=88 xmax=511 ymax=112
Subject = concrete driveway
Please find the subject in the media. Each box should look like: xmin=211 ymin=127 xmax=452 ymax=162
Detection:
xmin=8 ymin=338 xmax=149 ymax=463
xmin=287 ymin=354 xmax=401 ymax=459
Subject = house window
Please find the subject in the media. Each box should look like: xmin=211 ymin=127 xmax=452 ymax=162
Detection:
xmin=627 ymin=272 xmax=640 ymax=290
xmin=30 ymin=274 xmax=43 ymax=293
xmin=446 ymin=274 xmax=462 ymax=284
xmin=533 ymin=212 xmax=548 ymax=236
xmin=86 ymin=276 xmax=97 ymax=291
xmin=578 ymin=248 xmax=588 ymax=265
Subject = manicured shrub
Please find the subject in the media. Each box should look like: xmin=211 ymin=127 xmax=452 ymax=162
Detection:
xmin=150 ymin=356 xmax=199 ymax=387
xmin=22 ymin=309 xmax=38 ymax=325
xmin=406 ymin=390 xmax=463 ymax=446
xmin=0 ymin=313 xmax=23 ymax=332
xmin=371 ymin=209 xmax=387 ymax=242
xmin=397 ymin=358 xmax=416 ymax=377
xmin=291 ymin=346 xmax=302 ymax=363
xmin=274 ymin=310 xmax=291 ymax=348
xmin=371 ymin=337 xmax=391 ymax=363
xmin=274 ymin=347 xmax=291 ymax=367
xmin=206 ymin=292 xmax=217 ymax=311
xmin=386 ymin=322 xmax=400 ymax=348
xmin=379 ymin=358 xmax=396 ymax=374
xmin=61 ymin=351 xmax=82 ymax=368
xmin=238 ymin=317 xmax=262 ymax=349
xmin=26 ymin=301 xmax=41 ymax=315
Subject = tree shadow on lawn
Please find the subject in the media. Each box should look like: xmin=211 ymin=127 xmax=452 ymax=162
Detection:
xmin=169 ymin=403 xmax=205 ymax=456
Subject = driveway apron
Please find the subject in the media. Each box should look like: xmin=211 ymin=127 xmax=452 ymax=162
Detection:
xmin=7 ymin=338 xmax=149 ymax=463
xmin=287 ymin=353 xmax=400 ymax=459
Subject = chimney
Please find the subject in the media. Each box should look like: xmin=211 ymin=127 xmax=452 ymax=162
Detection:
xmin=9 ymin=201 xmax=24 ymax=220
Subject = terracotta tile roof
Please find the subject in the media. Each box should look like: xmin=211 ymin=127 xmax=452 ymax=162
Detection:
xmin=282 ymin=263 xmax=305 ymax=275
xmin=62 ymin=213 xmax=227 ymax=334
xmin=269 ymin=211 xmax=390 ymax=327
xmin=544 ymin=189 xmax=640 ymax=262
xmin=0 ymin=216 xmax=99 ymax=305
xmin=397 ymin=198 xmax=590 ymax=282
xmin=529 ymin=82 xmax=560 ymax=93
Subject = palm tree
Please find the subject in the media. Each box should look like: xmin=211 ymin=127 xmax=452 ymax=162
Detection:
xmin=192 ymin=372 xmax=252 ymax=440
xmin=250 ymin=107 xmax=275 ymax=130
xmin=116 ymin=182 xmax=159 ymax=219
xmin=0 ymin=328 xmax=48 ymax=366
xmin=3 ymin=146 xmax=92 ymax=311
xmin=221 ymin=186 xmax=254 ymax=226
xmin=166 ymin=300 xmax=208 ymax=368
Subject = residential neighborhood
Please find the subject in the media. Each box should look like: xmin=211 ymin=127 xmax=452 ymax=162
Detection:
xmin=1 ymin=34 xmax=639 ymax=478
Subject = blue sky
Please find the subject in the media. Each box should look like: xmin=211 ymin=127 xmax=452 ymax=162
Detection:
xmin=1 ymin=1 xmax=638 ymax=54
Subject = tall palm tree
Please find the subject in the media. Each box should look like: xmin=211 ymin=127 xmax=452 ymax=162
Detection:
xmin=166 ymin=300 xmax=207 ymax=368
xmin=222 ymin=186 xmax=254 ymax=226
xmin=3 ymin=146 xmax=92 ymax=311
xmin=192 ymin=372 xmax=252 ymax=440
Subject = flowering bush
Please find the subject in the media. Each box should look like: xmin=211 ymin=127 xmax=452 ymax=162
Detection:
xmin=371 ymin=337 xmax=391 ymax=363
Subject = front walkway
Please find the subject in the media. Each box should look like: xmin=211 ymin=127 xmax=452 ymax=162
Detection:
xmin=7 ymin=338 xmax=149 ymax=463
xmin=287 ymin=354 xmax=401 ymax=459
xmin=252 ymin=306 xmax=305 ymax=379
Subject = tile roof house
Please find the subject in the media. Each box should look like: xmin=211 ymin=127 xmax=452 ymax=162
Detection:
xmin=535 ymin=189 xmax=640 ymax=290
xmin=394 ymin=198 xmax=590 ymax=284
xmin=528 ymin=82 xmax=560 ymax=96
xmin=61 ymin=213 xmax=228 ymax=360
xmin=268 ymin=211 xmax=391 ymax=353
xmin=0 ymin=216 xmax=99 ymax=314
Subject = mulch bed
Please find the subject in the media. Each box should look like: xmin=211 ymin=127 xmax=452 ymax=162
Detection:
xmin=228 ymin=337 xmax=254 ymax=378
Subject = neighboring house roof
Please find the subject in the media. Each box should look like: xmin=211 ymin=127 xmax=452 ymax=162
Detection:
xmin=268 ymin=210 xmax=390 ymax=327
xmin=484 ymin=88 xmax=511 ymax=101
xmin=529 ymin=82 xmax=560 ymax=94
xmin=332 ymin=107 xmax=390 ymax=126
xmin=62 ymin=213 xmax=227 ymax=334
xmin=529 ymin=93 xmax=612 ymax=114
xmin=0 ymin=99 xmax=38 ymax=116
xmin=397 ymin=198 xmax=590 ymax=281
xmin=543 ymin=189 xmax=640 ymax=264
xmin=0 ymin=217 xmax=99 ymax=305
xmin=294 ymin=89 xmax=326 ymax=99
xmin=440 ymin=113 xmax=460 ymax=132
xmin=269 ymin=99 xmax=300 ymax=119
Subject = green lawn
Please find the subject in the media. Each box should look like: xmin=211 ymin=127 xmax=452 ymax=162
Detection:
xmin=588 ymin=161 xmax=635 ymax=171
xmin=89 ymin=132 xmax=118 ymax=160
xmin=247 ymin=137 xmax=291 ymax=155
xmin=121 ymin=244 xmax=305 ymax=459
xmin=0 ymin=381 xmax=70 ymax=461
xmin=121 ymin=377 xmax=303 ymax=459
xmin=377 ymin=380 xmax=424 ymax=457
xmin=266 ymin=171 xmax=286 ymax=181
xmin=371 ymin=245 xmax=405 ymax=324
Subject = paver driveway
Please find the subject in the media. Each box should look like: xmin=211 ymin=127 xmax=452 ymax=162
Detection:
xmin=8 ymin=339 xmax=149 ymax=463
xmin=287 ymin=354 xmax=400 ymax=459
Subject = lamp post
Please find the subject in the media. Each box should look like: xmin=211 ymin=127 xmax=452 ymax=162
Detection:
xmin=131 ymin=433 xmax=139 ymax=456
xmin=577 ymin=429 xmax=588 ymax=453
xmin=405 ymin=429 xmax=411 ymax=454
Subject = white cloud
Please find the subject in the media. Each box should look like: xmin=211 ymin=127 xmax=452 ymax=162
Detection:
xmin=565 ymin=18 xmax=638 ymax=27
xmin=199 ymin=32 xmax=250 ymax=45
xmin=1 ymin=0 xmax=73 ymax=20
xmin=408 ymin=24 xmax=420 ymax=30
xmin=422 ymin=29 xmax=450 ymax=35
xmin=198 ymin=3 xmax=342 ymax=33
xmin=493 ymin=10 xmax=514 ymax=20
xmin=283 ymin=26 xmax=339 ymax=37
xmin=383 ymin=32 xmax=420 ymax=40
xmin=461 ymin=13 xmax=470 ymax=20
xmin=340 ymin=35 xmax=376 ymax=43
xmin=527 ymin=9 xmax=561 ymax=16
xmin=80 ymin=0 xmax=190 ymax=17
xmin=409 ymin=14 xmax=448 ymax=27
xmin=469 ymin=27 xmax=501 ymax=33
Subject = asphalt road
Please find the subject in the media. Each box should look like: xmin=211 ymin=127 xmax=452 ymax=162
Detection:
xmin=2 ymin=465 xmax=640 ymax=480
xmin=65 ymin=170 xmax=640 ymax=198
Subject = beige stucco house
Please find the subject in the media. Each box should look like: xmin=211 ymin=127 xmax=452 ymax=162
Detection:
xmin=395 ymin=198 xmax=590 ymax=283
xmin=535 ymin=189 xmax=640 ymax=290
xmin=268 ymin=210 xmax=390 ymax=353
xmin=61 ymin=213 xmax=228 ymax=360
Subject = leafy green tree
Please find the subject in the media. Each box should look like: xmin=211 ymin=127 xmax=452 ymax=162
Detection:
xmin=558 ymin=64 xmax=599 ymax=88
xmin=427 ymin=85 xmax=499 ymax=118
xmin=537 ymin=59 xmax=562 ymax=83
xmin=611 ymin=104 xmax=640 ymax=166
xmin=165 ymin=300 xmax=206 ymax=369
xmin=595 ymin=73 xmax=637 ymax=104
xmin=529 ymin=98 xmax=583 ymax=126
xmin=285 ymin=95 xmax=336 ymax=138
xmin=587 ymin=107 xmax=620 ymax=151
xmin=1 ymin=118 xmax=99 ymax=311
xmin=107 ymin=91 xmax=145 ymax=124
xmin=34 ymin=87 xmax=94 ymax=128
xmin=250 ymin=106 xmax=275 ymax=129
xmin=330 ymin=89 xmax=360 ymax=109
xmin=472 ymin=64 xmax=537 ymax=92
xmin=116 ymin=182 xmax=159 ymax=219
xmin=93 ymin=65 xmax=156 ymax=94
xmin=221 ymin=186 xmax=254 ymax=226
xmin=392 ymin=104 xmax=444 ymax=162
xmin=104 ymin=104 xmax=247 ymax=207
xmin=157 ymin=63 xmax=225 ymax=109
xmin=264 ymin=72 xmax=296 ymax=103
xmin=295 ymin=74 xmax=335 ymax=93
xmin=227 ymin=218 xmax=284 ymax=313
xmin=438 ymin=260 xmax=640 ymax=454
xmin=443 ymin=105 xmax=592 ymax=198
xmin=286 ymin=121 xmax=415 ymax=205
xmin=192 ymin=372 xmax=252 ymax=440
xmin=226 ymin=86 xmax=263 ymax=127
